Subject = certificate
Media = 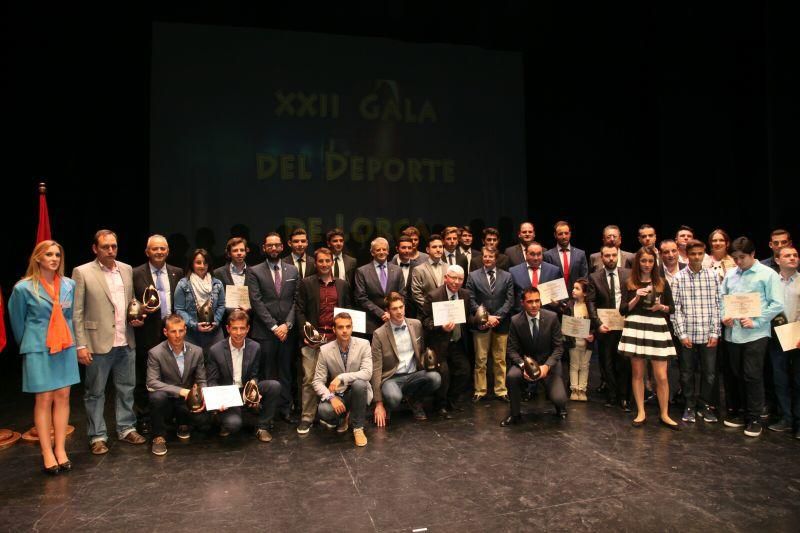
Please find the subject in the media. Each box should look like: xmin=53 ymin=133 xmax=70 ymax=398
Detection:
xmin=775 ymin=321 xmax=800 ymax=352
xmin=537 ymin=278 xmax=569 ymax=305
xmin=597 ymin=309 xmax=625 ymax=331
xmin=723 ymin=293 xmax=761 ymax=319
xmin=432 ymin=300 xmax=467 ymax=326
xmin=562 ymin=315 xmax=591 ymax=338
xmin=225 ymin=285 xmax=250 ymax=309
xmin=203 ymin=385 xmax=243 ymax=411
xmin=333 ymin=307 xmax=367 ymax=333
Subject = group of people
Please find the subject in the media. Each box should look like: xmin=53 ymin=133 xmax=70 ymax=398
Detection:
xmin=7 ymin=221 xmax=799 ymax=473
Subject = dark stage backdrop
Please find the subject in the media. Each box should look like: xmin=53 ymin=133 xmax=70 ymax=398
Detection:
xmin=150 ymin=23 xmax=526 ymax=258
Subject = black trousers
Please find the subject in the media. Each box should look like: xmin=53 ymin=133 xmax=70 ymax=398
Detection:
xmin=150 ymin=391 xmax=211 ymax=438
xmin=507 ymin=362 xmax=567 ymax=417
xmin=727 ymin=337 xmax=769 ymax=422
xmin=435 ymin=341 xmax=470 ymax=408
xmin=258 ymin=332 xmax=296 ymax=415
xmin=599 ymin=331 xmax=630 ymax=403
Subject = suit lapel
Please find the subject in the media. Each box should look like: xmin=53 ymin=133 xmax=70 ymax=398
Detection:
xmin=165 ymin=345 xmax=182 ymax=383
xmin=385 ymin=326 xmax=400 ymax=363
xmin=91 ymin=262 xmax=114 ymax=304
xmin=223 ymin=341 xmax=234 ymax=382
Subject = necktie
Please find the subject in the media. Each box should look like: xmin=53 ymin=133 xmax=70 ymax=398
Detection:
xmin=155 ymin=269 xmax=168 ymax=318
xmin=379 ymin=263 xmax=387 ymax=292
xmin=297 ymin=257 xmax=304 ymax=278
xmin=448 ymin=253 xmax=455 ymax=265
xmin=334 ymin=256 xmax=341 ymax=279
xmin=450 ymin=294 xmax=461 ymax=341
xmin=608 ymin=271 xmax=616 ymax=309
xmin=274 ymin=264 xmax=282 ymax=295
xmin=488 ymin=269 xmax=496 ymax=293
xmin=340 ymin=348 xmax=348 ymax=369
xmin=530 ymin=266 xmax=539 ymax=287
xmin=530 ymin=317 xmax=538 ymax=339
xmin=561 ymin=248 xmax=570 ymax=286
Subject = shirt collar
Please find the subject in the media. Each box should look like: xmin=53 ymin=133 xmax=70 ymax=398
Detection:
xmin=292 ymin=253 xmax=304 ymax=262
xmin=229 ymin=338 xmax=245 ymax=353
xmin=98 ymin=260 xmax=118 ymax=273
xmin=781 ymin=271 xmax=799 ymax=283
xmin=373 ymin=260 xmax=386 ymax=268
xmin=526 ymin=312 xmax=540 ymax=321
xmin=446 ymin=287 xmax=458 ymax=299
xmin=168 ymin=343 xmax=186 ymax=356
xmin=149 ymin=262 xmax=165 ymax=274
xmin=230 ymin=262 xmax=247 ymax=275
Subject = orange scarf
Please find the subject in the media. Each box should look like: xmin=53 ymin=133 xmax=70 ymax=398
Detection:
xmin=41 ymin=276 xmax=74 ymax=354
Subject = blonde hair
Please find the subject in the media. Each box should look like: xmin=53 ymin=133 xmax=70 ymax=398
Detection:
xmin=21 ymin=240 xmax=65 ymax=298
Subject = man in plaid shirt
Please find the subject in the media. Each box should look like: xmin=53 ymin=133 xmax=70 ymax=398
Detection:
xmin=671 ymin=240 xmax=721 ymax=424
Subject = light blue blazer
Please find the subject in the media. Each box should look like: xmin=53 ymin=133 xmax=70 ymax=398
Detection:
xmin=8 ymin=278 xmax=76 ymax=354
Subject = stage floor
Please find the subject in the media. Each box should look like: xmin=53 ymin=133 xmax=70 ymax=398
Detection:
xmin=0 ymin=364 xmax=798 ymax=532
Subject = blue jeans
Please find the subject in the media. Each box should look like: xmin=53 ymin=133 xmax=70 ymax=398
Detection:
xmin=84 ymin=345 xmax=137 ymax=443
xmin=770 ymin=338 xmax=800 ymax=427
xmin=380 ymin=371 xmax=441 ymax=411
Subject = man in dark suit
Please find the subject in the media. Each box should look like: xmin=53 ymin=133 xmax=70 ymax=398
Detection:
xmin=500 ymin=286 xmax=567 ymax=426
xmin=284 ymin=228 xmax=316 ymax=279
xmin=442 ymin=226 xmax=462 ymax=269
xmin=456 ymin=226 xmax=480 ymax=272
xmin=146 ymin=314 xmax=211 ymax=456
xmin=587 ymin=245 xmax=632 ymax=411
xmin=465 ymin=247 xmax=515 ymax=402
xmin=411 ymin=234 xmax=447 ymax=316
xmin=391 ymin=236 xmax=418 ymax=317
xmin=327 ymin=228 xmax=358 ymax=287
xmin=504 ymin=221 xmax=536 ymax=268
xmin=371 ymin=292 xmax=441 ymax=426
xmin=132 ymin=234 xmax=183 ymax=430
xmin=761 ymin=229 xmax=792 ymax=273
xmin=294 ymin=248 xmax=352 ymax=434
xmin=660 ymin=239 xmax=687 ymax=288
xmin=206 ymin=310 xmax=281 ymax=442
xmin=543 ymin=221 xmax=589 ymax=290
xmin=482 ymin=227 xmax=511 ymax=271
xmin=213 ymin=237 xmax=251 ymax=334
xmin=246 ymin=232 xmax=299 ymax=424
xmin=420 ymin=265 xmax=479 ymax=418
xmin=589 ymin=225 xmax=635 ymax=273
xmin=354 ymin=237 xmax=406 ymax=336
xmin=509 ymin=242 xmax=561 ymax=313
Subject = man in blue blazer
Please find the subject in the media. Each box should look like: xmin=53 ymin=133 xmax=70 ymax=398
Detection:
xmin=543 ymin=221 xmax=589 ymax=291
xmin=246 ymin=232 xmax=299 ymax=424
xmin=509 ymin=242 xmax=561 ymax=313
xmin=465 ymin=248 xmax=515 ymax=402
xmin=206 ymin=310 xmax=281 ymax=442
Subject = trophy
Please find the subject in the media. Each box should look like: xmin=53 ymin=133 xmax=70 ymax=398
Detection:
xmin=142 ymin=284 xmax=161 ymax=314
xmin=476 ymin=305 xmax=490 ymax=326
xmin=196 ymin=299 xmax=214 ymax=324
xmin=303 ymin=322 xmax=326 ymax=348
xmin=423 ymin=347 xmax=440 ymax=371
xmin=186 ymin=384 xmax=204 ymax=412
xmin=522 ymin=356 xmax=542 ymax=381
xmin=640 ymin=284 xmax=656 ymax=308
xmin=242 ymin=379 xmax=262 ymax=408
xmin=126 ymin=298 xmax=145 ymax=322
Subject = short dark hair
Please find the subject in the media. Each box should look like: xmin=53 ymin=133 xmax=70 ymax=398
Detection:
xmin=483 ymin=227 xmax=500 ymax=239
xmin=730 ymin=236 xmax=755 ymax=255
xmin=459 ymin=226 xmax=472 ymax=236
xmin=225 ymin=237 xmax=248 ymax=257
xmin=93 ymin=229 xmax=117 ymax=246
xmin=658 ymin=239 xmax=677 ymax=250
xmin=227 ymin=309 xmax=250 ymax=325
xmin=397 ymin=235 xmax=413 ymax=246
xmin=676 ymin=225 xmax=694 ymax=236
xmin=685 ymin=239 xmax=706 ymax=253
xmin=401 ymin=226 xmax=421 ymax=237
xmin=326 ymin=228 xmax=345 ymax=242
xmin=428 ymin=233 xmax=443 ymax=244
xmin=333 ymin=312 xmax=352 ymax=326
xmin=186 ymin=248 xmax=212 ymax=276
xmin=481 ymin=246 xmax=497 ymax=258
xmin=638 ymin=224 xmax=655 ymax=234
xmin=263 ymin=231 xmax=282 ymax=243
xmin=289 ymin=228 xmax=308 ymax=239
xmin=572 ymin=277 xmax=590 ymax=294
xmin=522 ymin=286 xmax=541 ymax=299
xmin=770 ymin=228 xmax=791 ymax=239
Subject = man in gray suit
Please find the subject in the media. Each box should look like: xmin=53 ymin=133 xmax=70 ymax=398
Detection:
xmin=246 ymin=232 xmax=299 ymax=424
xmin=590 ymin=225 xmax=635 ymax=273
xmin=465 ymin=247 xmax=515 ymax=403
xmin=371 ymin=292 xmax=441 ymax=427
xmin=354 ymin=237 xmax=406 ymax=336
xmin=313 ymin=313 xmax=373 ymax=447
xmin=73 ymin=229 xmax=147 ymax=455
xmin=146 ymin=314 xmax=210 ymax=456
xmin=410 ymin=234 xmax=446 ymax=316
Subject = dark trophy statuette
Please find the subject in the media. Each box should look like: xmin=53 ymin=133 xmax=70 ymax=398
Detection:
xmin=196 ymin=299 xmax=214 ymax=324
xmin=423 ymin=347 xmax=440 ymax=372
xmin=523 ymin=356 xmax=542 ymax=381
xmin=242 ymin=379 xmax=262 ymax=408
xmin=186 ymin=384 xmax=204 ymax=413
xmin=303 ymin=322 xmax=325 ymax=348
xmin=476 ymin=305 xmax=490 ymax=326
xmin=142 ymin=284 xmax=161 ymax=314
xmin=126 ymin=298 xmax=145 ymax=322
xmin=640 ymin=284 xmax=656 ymax=308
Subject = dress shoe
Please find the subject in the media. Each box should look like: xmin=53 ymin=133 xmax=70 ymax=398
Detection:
xmin=500 ymin=415 xmax=522 ymax=427
xmin=176 ymin=425 xmax=191 ymax=440
xmin=280 ymin=412 xmax=298 ymax=425
xmin=447 ymin=402 xmax=464 ymax=412
xmin=604 ymin=398 xmax=617 ymax=408
xmin=631 ymin=418 xmax=646 ymax=428
xmin=337 ymin=414 xmax=350 ymax=434
xmin=471 ymin=394 xmax=484 ymax=403
xmin=437 ymin=408 xmax=454 ymax=420
xmin=620 ymin=400 xmax=631 ymax=413
xmin=659 ymin=419 xmax=681 ymax=431
xmin=90 ymin=441 xmax=109 ymax=455
xmin=522 ymin=391 xmax=533 ymax=402
xmin=497 ymin=395 xmax=510 ymax=403
xmin=256 ymin=428 xmax=273 ymax=443
xmin=42 ymin=464 xmax=60 ymax=476
xmin=555 ymin=409 xmax=567 ymax=420
xmin=411 ymin=402 xmax=428 ymax=421
xmin=119 ymin=430 xmax=147 ymax=445
xmin=58 ymin=460 xmax=73 ymax=472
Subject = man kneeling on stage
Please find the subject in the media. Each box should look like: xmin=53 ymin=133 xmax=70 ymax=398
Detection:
xmin=501 ymin=287 xmax=568 ymax=426
xmin=371 ymin=292 xmax=440 ymax=426
xmin=206 ymin=310 xmax=282 ymax=442
xmin=147 ymin=314 xmax=211 ymax=455
xmin=313 ymin=312 xmax=373 ymax=447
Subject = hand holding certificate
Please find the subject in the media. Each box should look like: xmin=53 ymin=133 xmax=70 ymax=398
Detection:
xmin=562 ymin=315 xmax=591 ymax=338
xmin=203 ymin=385 xmax=243 ymax=411
xmin=225 ymin=285 xmax=250 ymax=310
xmin=432 ymin=300 xmax=466 ymax=326
xmin=537 ymin=278 xmax=569 ymax=305
xmin=723 ymin=293 xmax=761 ymax=319
xmin=597 ymin=309 xmax=624 ymax=331
xmin=774 ymin=322 xmax=800 ymax=352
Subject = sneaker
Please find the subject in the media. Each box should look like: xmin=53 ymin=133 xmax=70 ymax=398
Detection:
xmin=336 ymin=414 xmax=349 ymax=434
xmin=697 ymin=407 xmax=718 ymax=423
xmin=760 ymin=407 xmax=770 ymax=420
xmin=744 ymin=420 xmax=763 ymax=437
xmin=176 ymin=425 xmax=191 ymax=440
xmin=724 ymin=416 xmax=745 ymax=428
xmin=768 ymin=419 xmax=792 ymax=432
xmin=256 ymin=428 xmax=273 ymax=443
xmin=681 ymin=408 xmax=696 ymax=423
xmin=151 ymin=436 xmax=167 ymax=456
xmin=353 ymin=428 xmax=367 ymax=447
xmin=411 ymin=402 xmax=427 ymax=421
xmin=296 ymin=421 xmax=312 ymax=435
